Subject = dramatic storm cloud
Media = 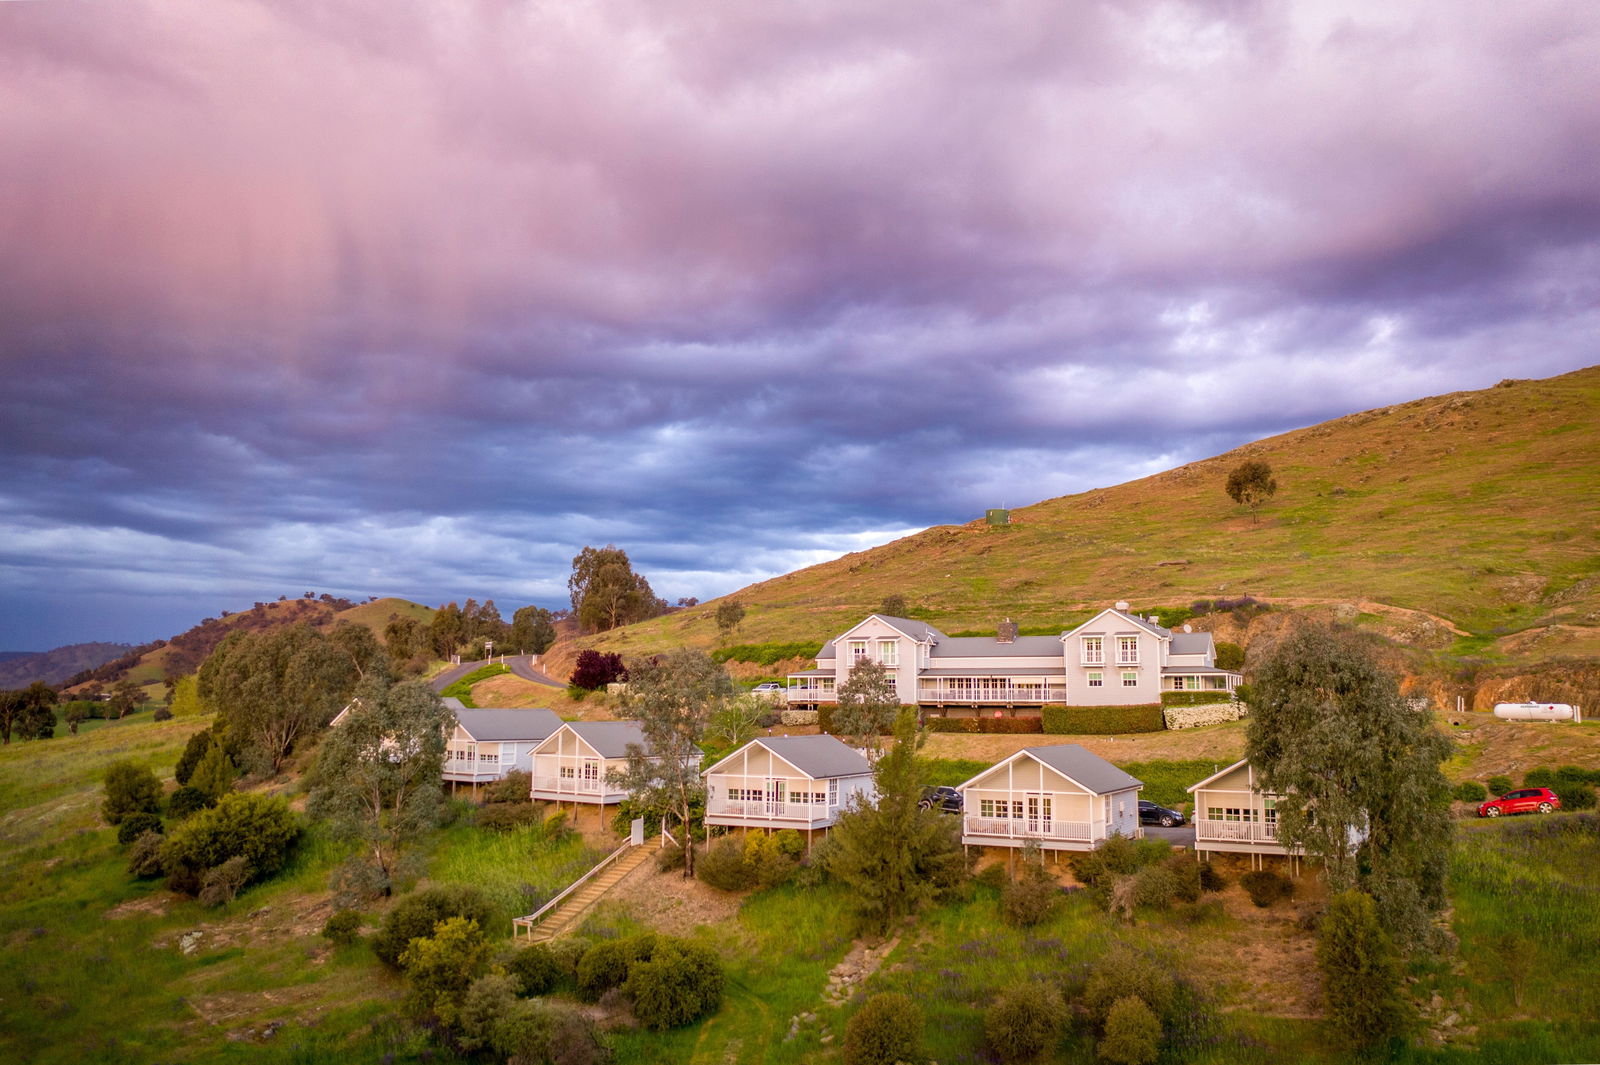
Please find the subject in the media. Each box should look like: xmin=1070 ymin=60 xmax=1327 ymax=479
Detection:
xmin=1 ymin=0 xmax=1597 ymax=647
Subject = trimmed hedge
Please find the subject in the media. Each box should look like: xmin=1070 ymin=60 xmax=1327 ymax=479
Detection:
xmin=1160 ymin=691 xmax=1235 ymax=707
xmin=1041 ymin=705 xmax=1165 ymax=735
xmin=925 ymin=716 xmax=1043 ymax=735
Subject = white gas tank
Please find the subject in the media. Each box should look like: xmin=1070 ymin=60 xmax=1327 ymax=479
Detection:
xmin=1493 ymin=701 xmax=1577 ymax=722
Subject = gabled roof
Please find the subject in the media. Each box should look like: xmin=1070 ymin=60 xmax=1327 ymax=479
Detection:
xmin=455 ymin=708 xmax=563 ymax=743
xmin=817 ymin=642 xmax=835 ymax=660
xmin=1169 ymin=632 xmax=1213 ymax=655
xmin=1186 ymin=758 xmax=1252 ymax=793
xmin=441 ymin=696 xmax=467 ymax=711
xmin=1063 ymin=607 xmax=1171 ymax=640
xmin=931 ymin=635 xmax=1063 ymax=659
xmin=959 ymin=744 xmax=1142 ymax=795
xmin=840 ymin=614 xmax=946 ymax=643
xmin=559 ymin=720 xmax=659 ymax=759
xmin=704 ymin=734 xmax=871 ymax=780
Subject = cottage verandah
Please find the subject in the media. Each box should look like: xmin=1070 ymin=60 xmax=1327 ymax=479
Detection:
xmin=702 ymin=734 xmax=873 ymax=841
xmin=956 ymin=744 xmax=1143 ymax=854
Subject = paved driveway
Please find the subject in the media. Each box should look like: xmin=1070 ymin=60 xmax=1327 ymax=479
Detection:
xmin=430 ymin=655 xmax=564 ymax=694
xmin=1143 ymin=823 xmax=1197 ymax=849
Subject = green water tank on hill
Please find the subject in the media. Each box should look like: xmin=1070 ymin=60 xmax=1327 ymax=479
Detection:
xmin=985 ymin=509 xmax=1010 ymax=526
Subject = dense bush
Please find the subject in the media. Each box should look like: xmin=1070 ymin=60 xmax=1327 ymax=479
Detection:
xmin=373 ymin=884 xmax=496 ymax=968
xmin=160 ymin=792 xmax=300 ymax=894
xmin=924 ymin=716 xmax=1043 ymax=734
xmin=696 ymin=837 xmax=757 ymax=892
xmin=1099 ymin=995 xmax=1162 ymax=1065
xmin=1071 ymin=835 xmax=1170 ymax=910
xmin=1159 ymin=691 xmax=1235 ymax=707
xmin=152 ymin=707 xmax=173 ymax=722
xmin=1198 ymin=861 xmax=1227 ymax=893
xmin=1083 ymin=947 xmax=1176 ymax=1030
xmin=1000 ymin=863 xmax=1060 ymax=928
xmin=399 ymin=916 xmax=493 ymax=1027
xmin=1486 ymin=775 xmax=1514 ymax=797
xmin=1452 ymin=781 xmax=1487 ymax=803
xmin=483 ymin=770 xmax=533 ymax=804
xmin=576 ymin=933 xmax=658 ymax=1001
xmin=506 ymin=942 xmax=565 ymax=996
xmin=1318 ymin=890 xmax=1409 ymax=1046
xmin=476 ymin=802 xmax=544 ymax=832
xmin=985 ymin=982 xmax=1066 ymax=1062
xmin=126 ymin=831 xmax=166 ymax=878
xmin=1214 ymin=641 xmax=1245 ymax=671
xmin=1560 ymin=782 xmax=1597 ymax=810
xmin=624 ymin=939 xmax=724 ymax=1030
xmin=844 ymin=992 xmax=924 ymax=1065
xmin=1558 ymin=765 xmax=1600 ymax=785
xmin=711 ymin=641 xmax=825 ymax=666
xmin=491 ymin=999 xmax=610 ymax=1065
xmin=458 ymin=971 xmax=520 ymax=1052
xmin=569 ymin=650 xmax=627 ymax=691
xmin=1524 ymin=767 xmax=1557 ymax=789
xmin=742 ymin=831 xmax=801 ymax=889
xmin=102 ymin=760 xmax=163 ymax=825
xmin=656 ymin=839 xmax=686 ymax=872
xmin=174 ymin=727 xmax=215 ymax=786
xmin=198 ymin=855 xmax=252 ymax=907
xmin=1240 ymin=869 xmax=1294 ymax=908
xmin=116 ymin=812 xmax=164 ymax=845
xmin=322 ymin=909 xmax=363 ymax=945
xmin=1040 ymin=705 xmax=1165 ymax=735
xmin=167 ymin=785 xmax=214 ymax=820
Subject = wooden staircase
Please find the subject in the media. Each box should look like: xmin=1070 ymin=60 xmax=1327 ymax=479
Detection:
xmin=515 ymin=838 xmax=657 ymax=943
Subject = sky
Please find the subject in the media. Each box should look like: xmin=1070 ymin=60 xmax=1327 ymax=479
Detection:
xmin=2 ymin=1 xmax=1598 ymax=650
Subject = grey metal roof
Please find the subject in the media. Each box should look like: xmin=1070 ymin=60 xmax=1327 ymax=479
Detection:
xmin=866 ymin=615 xmax=946 ymax=642
xmin=918 ymin=666 xmax=1065 ymax=677
xmin=787 ymin=668 xmax=833 ymax=677
xmin=930 ymin=635 xmax=1063 ymax=658
xmin=566 ymin=720 xmax=653 ymax=758
xmin=816 ymin=642 xmax=835 ymax=660
xmin=1023 ymin=744 xmax=1143 ymax=795
xmin=454 ymin=708 xmax=563 ymax=742
xmin=1169 ymin=632 xmax=1212 ymax=655
xmin=441 ymin=697 xmax=467 ymax=711
xmin=1159 ymin=666 xmax=1239 ymax=676
xmin=1065 ymin=607 xmax=1171 ymax=640
xmin=753 ymin=735 xmax=871 ymax=779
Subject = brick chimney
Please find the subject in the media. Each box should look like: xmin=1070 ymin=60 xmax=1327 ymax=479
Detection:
xmin=997 ymin=618 xmax=1018 ymax=644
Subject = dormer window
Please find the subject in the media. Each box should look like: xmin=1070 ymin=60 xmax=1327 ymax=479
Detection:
xmin=1082 ymin=636 xmax=1104 ymax=664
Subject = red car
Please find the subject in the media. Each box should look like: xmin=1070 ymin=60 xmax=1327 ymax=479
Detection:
xmin=1478 ymin=787 xmax=1561 ymax=817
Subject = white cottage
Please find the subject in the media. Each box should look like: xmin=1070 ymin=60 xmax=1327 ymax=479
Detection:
xmin=1186 ymin=758 xmax=1360 ymax=872
xmin=702 ymin=735 xmax=874 ymax=836
xmin=443 ymin=705 xmax=564 ymax=790
xmin=956 ymin=745 xmax=1143 ymax=852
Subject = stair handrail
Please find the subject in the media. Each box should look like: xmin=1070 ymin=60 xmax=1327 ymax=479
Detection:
xmin=512 ymin=836 xmax=636 ymax=939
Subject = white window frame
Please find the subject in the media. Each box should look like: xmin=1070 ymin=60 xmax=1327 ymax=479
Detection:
xmin=1117 ymin=636 xmax=1140 ymax=664
xmin=1122 ymin=672 xmax=1139 ymax=687
xmin=1081 ymin=636 xmax=1104 ymax=665
xmin=877 ymin=640 xmax=898 ymax=666
xmin=848 ymin=639 xmax=869 ymax=663
xmin=1087 ymin=672 xmax=1103 ymax=688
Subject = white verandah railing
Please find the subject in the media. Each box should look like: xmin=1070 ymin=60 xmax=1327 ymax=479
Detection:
xmin=963 ymin=816 xmax=1096 ymax=842
xmin=512 ymin=819 xmax=644 ymax=939
xmin=1195 ymin=819 xmax=1279 ymax=843
xmin=918 ymin=683 xmax=1067 ymax=704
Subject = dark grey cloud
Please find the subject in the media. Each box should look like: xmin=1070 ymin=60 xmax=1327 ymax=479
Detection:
xmin=1 ymin=0 xmax=1597 ymax=648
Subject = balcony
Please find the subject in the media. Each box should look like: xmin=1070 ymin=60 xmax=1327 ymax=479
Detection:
xmin=704 ymin=798 xmax=837 ymax=827
xmin=917 ymin=682 xmax=1065 ymax=704
xmin=531 ymin=775 xmax=627 ymax=802
xmin=1195 ymin=819 xmax=1278 ymax=843
xmin=963 ymin=815 xmax=1096 ymax=843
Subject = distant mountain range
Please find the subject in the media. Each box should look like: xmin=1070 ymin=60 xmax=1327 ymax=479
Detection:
xmin=0 ymin=643 xmax=134 ymax=689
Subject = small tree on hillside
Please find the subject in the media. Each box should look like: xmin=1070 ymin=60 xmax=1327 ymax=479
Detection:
xmin=714 ymin=599 xmax=746 ymax=636
xmin=879 ymin=594 xmax=908 ymax=618
xmin=1 ymin=681 xmax=59 ymax=743
xmin=1318 ymin=889 xmax=1410 ymax=1046
xmin=826 ymin=709 xmax=964 ymax=933
xmin=833 ymin=659 xmax=899 ymax=760
xmin=1225 ymin=460 xmax=1278 ymax=524
xmin=103 ymin=760 xmax=164 ymax=824
xmin=569 ymin=545 xmax=662 ymax=633
xmin=308 ymin=679 xmax=453 ymax=898
xmin=109 ymin=679 xmax=142 ymax=719
xmin=510 ymin=605 xmax=557 ymax=655
xmin=569 ymin=650 xmax=627 ymax=690
xmin=1244 ymin=624 xmax=1452 ymax=949
xmin=612 ymin=649 xmax=733 ymax=880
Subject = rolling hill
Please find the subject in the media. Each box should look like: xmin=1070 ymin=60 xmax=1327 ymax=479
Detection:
xmin=0 ymin=643 xmax=133 ymax=688
xmin=567 ymin=366 xmax=1600 ymax=706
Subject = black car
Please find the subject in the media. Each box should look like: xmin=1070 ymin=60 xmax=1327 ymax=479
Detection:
xmin=1138 ymin=800 xmax=1186 ymax=828
xmin=918 ymin=786 xmax=963 ymax=814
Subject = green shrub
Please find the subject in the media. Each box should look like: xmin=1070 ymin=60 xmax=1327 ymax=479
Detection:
xmin=506 ymin=942 xmax=564 ymax=996
xmin=1560 ymin=782 xmax=1597 ymax=810
xmin=475 ymin=802 xmax=543 ymax=832
xmin=1214 ymin=642 xmax=1245 ymax=671
xmin=844 ymin=992 xmax=924 ymax=1065
xmin=1001 ymin=864 xmax=1060 ymax=928
xmin=772 ymin=828 xmax=805 ymax=857
xmin=399 ymin=916 xmax=493 ymax=1027
xmin=198 ymin=854 xmax=252 ymax=907
xmin=160 ymin=792 xmax=299 ymax=895
xmin=1040 ymin=705 xmax=1164 ymax=735
xmin=576 ymin=933 xmax=657 ymax=1002
xmin=167 ymin=785 xmax=214 ymax=819
xmin=624 ymin=939 xmax=724 ymax=1030
xmin=483 ymin=770 xmax=533 ymax=804
xmin=985 ymin=981 xmax=1067 ymax=1063
xmin=1240 ymin=870 xmax=1293 ymax=908
xmin=1452 ymin=781 xmax=1487 ymax=803
xmin=1159 ymin=691 xmax=1234 ymax=707
xmin=1099 ymin=995 xmax=1161 ymax=1065
xmin=322 ymin=909 xmax=363 ymax=945
xmin=696 ymin=837 xmax=756 ymax=892
xmin=1198 ymin=861 xmax=1227 ymax=893
xmin=711 ymin=641 xmax=824 ymax=666
xmin=656 ymin=839 xmax=686 ymax=872
xmin=1524 ymin=767 xmax=1557 ymax=789
xmin=1317 ymin=890 xmax=1409 ymax=1046
xmin=102 ymin=760 xmax=163 ymax=825
xmin=1558 ymin=765 xmax=1600 ymax=786
xmin=117 ymin=812 xmax=164 ymax=845
xmin=742 ymin=832 xmax=799 ymax=889
xmin=1486 ymin=775 xmax=1514 ymax=796
xmin=458 ymin=971 xmax=519 ymax=1052
xmin=373 ymin=884 xmax=496 ymax=968
xmin=1083 ymin=947 xmax=1176 ymax=1029
xmin=491 ymin=999 xmax=609 ymax=1065
xmin=975 ymin=862 xmax=1010 ymax=891
xmin=174 ymin=727 xmax=214 ymax=786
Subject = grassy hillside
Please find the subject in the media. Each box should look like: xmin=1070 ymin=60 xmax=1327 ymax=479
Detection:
xmin=574 ymin=367 xmax=1600 ymax=676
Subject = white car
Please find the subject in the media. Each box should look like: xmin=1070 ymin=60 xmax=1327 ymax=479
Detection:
xmin=750 ymin=682 xmax=784 ymax=698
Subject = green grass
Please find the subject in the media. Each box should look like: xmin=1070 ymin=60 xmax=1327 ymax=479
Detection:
xmin=1115 ymin=759 xmax=1219 ymax=810
xmin=439 ymin=663 xmax=510 ymax=706
xmin=426 ymin=818 xmax=607 ymax=926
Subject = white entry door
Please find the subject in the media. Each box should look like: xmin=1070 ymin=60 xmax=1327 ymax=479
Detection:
xmin=766 ymin=779 xmax=786 ymax=816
